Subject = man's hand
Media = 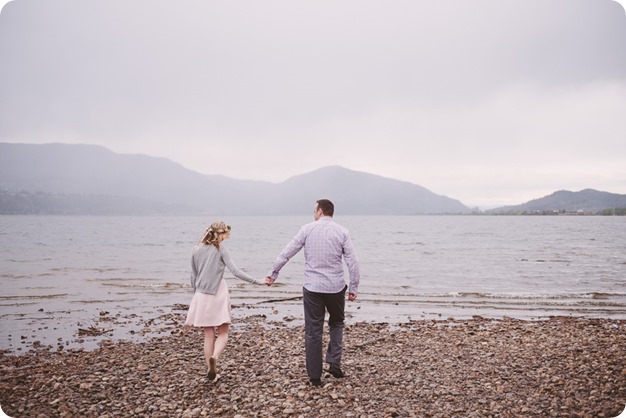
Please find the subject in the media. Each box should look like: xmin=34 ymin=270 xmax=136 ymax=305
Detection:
xmin=348 ymin=293 xmax=357 ymax=301
xmin=264 ymin=277 xmax=275 ymax=286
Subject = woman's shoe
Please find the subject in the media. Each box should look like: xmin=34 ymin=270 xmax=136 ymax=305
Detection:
xmin=208 ymin=357 xmax=217 ymax=381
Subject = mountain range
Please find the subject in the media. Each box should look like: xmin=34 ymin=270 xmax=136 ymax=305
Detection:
xmin=486 ymin=189 xmax=626 ymax=215
xmin=0 ymin=143 xmax=470 ymax=215
xmin=1 ymin=143 xmax=625 ymax=215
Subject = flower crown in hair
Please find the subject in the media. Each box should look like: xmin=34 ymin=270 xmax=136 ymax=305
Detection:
xmin=211 ymin=225 xmax=231 ymax=234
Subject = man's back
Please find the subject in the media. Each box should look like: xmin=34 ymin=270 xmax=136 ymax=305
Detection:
xmin=301 ymin=217 xmax=356 ymax=293
xmin=268 ymin=216 xmax=359 ymax=295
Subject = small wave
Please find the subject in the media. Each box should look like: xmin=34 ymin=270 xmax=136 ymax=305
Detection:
xmin=357 ymin=297 xmax=626 ymax=311
xmin=0 ymin=293 xmax=68 ymax=300
xmin=589 ymin=292 xmax=617 ymax=300
xmin=131 ymin=243 xmax=165 ymax=247
xmin=0 ymin=302 xmax=37 ymax=308
xmin=45 ymin=267 xmax=128 ymax=274
xmin=101 ymin=282 xmax=185 ymax=289
xmin=0 ymin=274 xmax=29 ymax=279
xmin=69 ymin=299 xmax=128 ymax=304
xmin=362 ymin=291 xmax=626 ymax=301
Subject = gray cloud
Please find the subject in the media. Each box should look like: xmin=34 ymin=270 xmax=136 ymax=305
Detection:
xmin=1 ymin=0 xmax=625 ymax=207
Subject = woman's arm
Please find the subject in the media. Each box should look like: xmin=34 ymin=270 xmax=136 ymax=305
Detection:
xmin=190 ymin=246 xmax=199 ymax=291
xmin=220 ymin=245 xmax=263 ymax=285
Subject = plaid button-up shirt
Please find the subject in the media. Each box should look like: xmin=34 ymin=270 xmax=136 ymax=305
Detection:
xmin=268 ymin=217 xmax=360 ymax=295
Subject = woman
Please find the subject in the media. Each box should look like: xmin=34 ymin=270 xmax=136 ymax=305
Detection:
xmin=185 ymin=221 xmax=270 ymax=381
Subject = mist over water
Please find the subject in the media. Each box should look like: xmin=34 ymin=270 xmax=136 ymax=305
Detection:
xmin=1 ymin=215 xmax=625 ymax=351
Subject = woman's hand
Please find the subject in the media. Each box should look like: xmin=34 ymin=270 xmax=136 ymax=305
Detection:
xmin=263 ymin=277 xmax=274 ymax=286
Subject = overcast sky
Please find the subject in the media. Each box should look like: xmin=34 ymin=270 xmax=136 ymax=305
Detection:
xmin=1 ymin=0 xmax=625 ymax=208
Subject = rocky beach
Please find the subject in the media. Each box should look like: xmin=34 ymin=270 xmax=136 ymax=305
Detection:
xmin=1 ymin=311 xmax=625 ymax=418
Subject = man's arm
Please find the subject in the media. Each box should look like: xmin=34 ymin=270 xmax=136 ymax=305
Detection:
xmin=343 ymin=235 xmax=360 ymax=299
xmin=266 ymin=227 xmax=307 ymax=281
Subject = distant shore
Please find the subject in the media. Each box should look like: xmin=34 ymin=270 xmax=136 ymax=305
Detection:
xmin=1 ymin=313 xmax=624 ymax=417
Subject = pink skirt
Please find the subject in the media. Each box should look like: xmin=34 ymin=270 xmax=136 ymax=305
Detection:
xmin=185 ymin=279 xmax=231 ymax=327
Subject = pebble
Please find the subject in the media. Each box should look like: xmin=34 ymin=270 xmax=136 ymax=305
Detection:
xmin=1 ymin=315 xmax=625 ymax=417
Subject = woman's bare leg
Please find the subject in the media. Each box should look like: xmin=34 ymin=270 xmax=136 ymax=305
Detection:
xmin=213 ymin=323 xmax=230 ymax=360
xmin=203 ymin=327 xmax=216 ymax=370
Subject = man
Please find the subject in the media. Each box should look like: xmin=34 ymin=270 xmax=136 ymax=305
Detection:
xmin=266 ymin=199 xmax=360 ymax=387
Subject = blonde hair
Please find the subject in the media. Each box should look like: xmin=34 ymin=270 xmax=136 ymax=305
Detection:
xmin=199 ymin=221 xmax=231 ymax=249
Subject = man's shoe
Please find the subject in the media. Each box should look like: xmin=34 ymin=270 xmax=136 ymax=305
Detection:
xmin=309 ymin=378 xmax=323 ymax=387
xmin=327 ymin=363 xmax=345 ymax=378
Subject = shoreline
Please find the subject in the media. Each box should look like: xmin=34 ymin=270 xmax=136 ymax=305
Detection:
xmin=4 ymin=293 xmax=626 ymax=355
xmin=1 ymin=314 xmax=625 ymax=417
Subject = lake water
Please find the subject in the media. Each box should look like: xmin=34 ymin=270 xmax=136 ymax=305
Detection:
xmin=1 ymin=215 xmax=625 ymax=352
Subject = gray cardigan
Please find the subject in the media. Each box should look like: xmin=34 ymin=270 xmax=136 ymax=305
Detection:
xmin=190 ymin=243 xmax=262 ymax=294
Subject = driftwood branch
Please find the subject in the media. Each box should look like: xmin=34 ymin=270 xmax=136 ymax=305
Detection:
xmin=256 ymin=296 xmax=303 ymax=304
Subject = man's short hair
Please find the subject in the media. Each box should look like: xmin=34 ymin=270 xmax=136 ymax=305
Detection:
xmin=316 ymin=199 xmax=334 ymax=216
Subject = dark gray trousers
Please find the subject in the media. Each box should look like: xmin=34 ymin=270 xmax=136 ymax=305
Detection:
xmin=302 ymin=285 xmax=346 ymax=380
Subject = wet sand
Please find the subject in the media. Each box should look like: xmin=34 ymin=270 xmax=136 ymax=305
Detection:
xmin=6 ymin=292 xmax=623 ymax=357
xmin=1 ymin=311 xmax=625 ymax=417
